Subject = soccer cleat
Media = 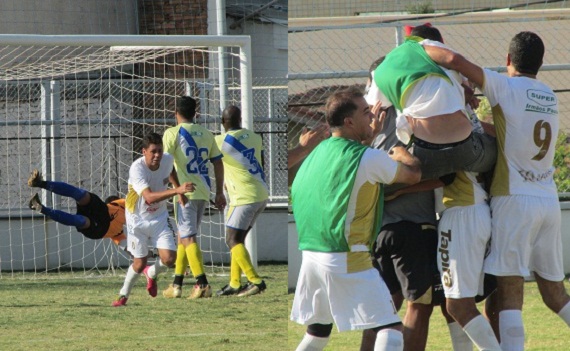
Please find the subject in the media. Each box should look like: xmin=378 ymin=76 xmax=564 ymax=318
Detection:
xmin=28 ymin=193 xmax=43 ymax=213
xmin=142 ymin=266 xmax=158 ymax=298
xmin=162 ymin=284 xmax=182 ymax=298
xmin=28 ymin=169 xmax=44 ymax=187
xmin=216 ymin=284 xmax=243 ymax=297
xmin=112 ymin=295 xmax=128 ymax=307
xmin=237 ymin=280 xmax=267 ymax=297
xmin=188 ymin=284 xmax=212 ymax=299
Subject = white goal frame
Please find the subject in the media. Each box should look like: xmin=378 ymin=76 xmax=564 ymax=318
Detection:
xmin=0 ymin=33 xmax=253 ymax=124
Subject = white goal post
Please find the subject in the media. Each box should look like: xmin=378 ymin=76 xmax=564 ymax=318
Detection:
xmin=0 ymin=34 xmax=257 ymax=277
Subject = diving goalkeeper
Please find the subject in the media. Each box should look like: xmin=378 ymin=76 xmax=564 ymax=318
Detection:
xmin=27 ymin=169 xmax=127 ymax=246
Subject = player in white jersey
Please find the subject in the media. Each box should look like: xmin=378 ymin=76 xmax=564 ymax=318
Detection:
xmin=214 ymin=105 xmax=269 ymax=297
xmin=425 ymin=31 xmax=570 ymax=350
xmin=438 ymin=111 xmax=500 ymax=350
xmin=438 ymin=172 xmax=501 ymax=351
xmin=112 ymin=133 xmax=195 ymax=307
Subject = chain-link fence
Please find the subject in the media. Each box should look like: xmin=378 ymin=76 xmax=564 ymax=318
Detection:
xmin=289 ymin=8 xmax=570 ymax=192
xmin=251 ymin=78 xmax=288 ymax=204
xmin=0 ymin=79 xmax=287 ymax=210
xmin=289 ymin=0 xmax=568 ymax=18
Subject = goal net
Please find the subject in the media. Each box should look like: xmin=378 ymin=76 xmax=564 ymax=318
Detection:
xmin=0 ymin=35 xmax=253 ymax=277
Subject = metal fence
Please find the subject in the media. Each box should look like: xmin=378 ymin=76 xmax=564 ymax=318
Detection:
xmin=0 ymin=78 xmax=287 ymax=215
xmin=288 ymin=9 xmax=570 ymax=192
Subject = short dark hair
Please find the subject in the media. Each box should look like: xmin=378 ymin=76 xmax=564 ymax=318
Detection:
xmin=369 ymin=56 xmax=386 ymax=78
xmin=176 ymin=96 xmax=197 ymax=120
xmin=104 ymin=195 xmax=121 ymax=204
xmin=221 ymin=105 xmax=242 ymax=128
xmin=325 ymin=87 xmax=364 ymax=128
xmin=411 ymin=25 xmax=443 ymax=43
xmin=142 ymin=132 xmax=163 ymax=149
xmin=509 ymin=31 xmax=544 ymax=75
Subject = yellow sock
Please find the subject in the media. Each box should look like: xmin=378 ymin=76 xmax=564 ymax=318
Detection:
xmin=185 ymin=242 xmax=205 ymax=278
xmin=231 ymin=244 xmax=261 ymax=285
xmin=229 ymin=253 xmax=242 ymax=289
xmin=174 ymin=243 xmax=188 ymax=276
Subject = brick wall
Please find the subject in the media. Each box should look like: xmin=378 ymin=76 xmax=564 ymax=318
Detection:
xmin=135 ymin=0 xmax=211 ymax=126
xmin=137 ymin=0 xmax=209 ymax=80
xmin=138 ymin=0 xmax=208 ymax=35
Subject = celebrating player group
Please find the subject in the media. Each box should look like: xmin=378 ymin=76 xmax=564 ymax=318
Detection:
xmin=290 ymin=27 xmax=570 ymax=351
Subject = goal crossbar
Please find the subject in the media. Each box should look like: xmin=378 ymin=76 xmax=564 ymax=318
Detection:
xmin=0 ymin=34 xmax=254 ymax=131
xmin=0 ymin=34 xmax=250 ymax=48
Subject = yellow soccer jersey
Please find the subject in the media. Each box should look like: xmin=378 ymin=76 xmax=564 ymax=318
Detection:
xmin=442 ymin=170 xmax=488 ymax=209
xmin=162 ymin=123 xmax=222 ymax=201
xmin=215 ymin=129 xmax=268 ymax=206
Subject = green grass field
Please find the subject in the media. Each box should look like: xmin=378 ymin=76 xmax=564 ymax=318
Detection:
xmin=0 ymin=264 xmax=287 ymax=351
xmin=3 ymin=266 xmax=569 ymax=350
xmin=288 ymin=280 xmax=570 ymax=350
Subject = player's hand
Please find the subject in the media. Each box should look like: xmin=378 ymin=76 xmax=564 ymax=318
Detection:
xmin=388 ymin=145 xmax=406 ymax=159
xmin=462 ymin=82 xmax=480 ymax=109
xmin=299 ymin=124 xmax=330 ymax=150
xmin=177 ymin=182 xmax=195 ymax=195
xmin=214 ymin=193 xmax=226 ymax=210
xmin=370 ymin=101 xmax=386 ymax=136
xmin=389 ymin=146 xmax=421 ymax=167
xmin=468 ymin=95 xmax=480 ymax=110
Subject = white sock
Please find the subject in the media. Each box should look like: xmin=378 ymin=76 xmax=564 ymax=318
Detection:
xmin=448 ymin=321 xmax=473 ymax=351
xmin=295 ymin=333 xmax=329 ymax=351
xmin=463 ymin=315 xmax=501 ymax=350
xmin=499 ymin=310 xmax=524 ymax=351
xmin=557 ymin=301 xmax=570 ymax=327
xmin=146 ymin=258 xmax=167 ymax=279
xmin=119 ymin=265 xmax=141 ymax=297
xmin=374 ymin=329 xmax=403 ymax=351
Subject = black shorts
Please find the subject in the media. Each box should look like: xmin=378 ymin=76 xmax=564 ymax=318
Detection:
xmin=76 ymin=193 xmax=111 ymax=240
xmin=373 ymin=221 xmax=444 ymax=305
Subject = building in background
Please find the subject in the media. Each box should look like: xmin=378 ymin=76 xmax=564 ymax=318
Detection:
xmin=0 ymin=0 xmax=287 ymax=80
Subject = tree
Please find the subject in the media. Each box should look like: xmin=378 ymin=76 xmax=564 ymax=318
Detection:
xmin=406 ymin=2 xmax=434 ymax=14
xmin=554 ymin=132 xmax=570 ymax=194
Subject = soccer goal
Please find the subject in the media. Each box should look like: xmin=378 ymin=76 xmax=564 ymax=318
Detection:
xmin=0 ymin=34 xmax=253 ymax=277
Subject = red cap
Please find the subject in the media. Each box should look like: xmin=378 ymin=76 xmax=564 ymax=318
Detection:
xmin=404 ymin=22 xmax=432 ymax=36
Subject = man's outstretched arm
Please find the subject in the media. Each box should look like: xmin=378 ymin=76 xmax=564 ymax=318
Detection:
xmin=423 ymin=45 xmax=485 ymax=88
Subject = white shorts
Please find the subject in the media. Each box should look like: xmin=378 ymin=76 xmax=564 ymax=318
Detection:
xmin=438 ymin=203 xmax=491 ymax=299
xmin=176 ymin=200 xmax=206 ymax=238
xmin=126 ymin=212 xmax=177 ymax=258
xmin=226 ymin=200 xmax=267 ymax=230
xmin=290 ymin=251 xmax=401 ymax=332
xmin=484 ymin=195 xmax=563 ymax=281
